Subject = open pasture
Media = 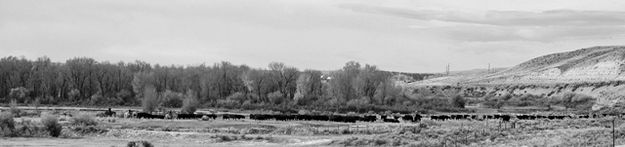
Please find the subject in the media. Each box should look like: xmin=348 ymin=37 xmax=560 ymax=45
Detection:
xmin=4 ymin=108 xmax=625 ymax=146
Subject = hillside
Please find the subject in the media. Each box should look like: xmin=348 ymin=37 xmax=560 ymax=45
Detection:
xmin=407 ymin=46 xmax=625 ymax=110
xmin=408 ymin=68 xmax=507 ymax=86
xmin=413 ymin=46 xmax=625 ymax=85
xmin=474 ymin=46 xmax=625 ymax=84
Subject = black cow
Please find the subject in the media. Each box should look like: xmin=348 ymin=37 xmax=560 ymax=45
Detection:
xmin=222 ymin=114 xmax=245 ymax=120
xmin=431 ymin=115 xmax=450 ymax=121
xmin=204 ymin=114 xmax=218 ymax=119
xmin=501 ymin=115 xmax=511 ymax=122
xmin=136 ymin=112 xmax=165 ymax=119
xmin=402 ymin=115 xmax=414 ymax=122
xmin=382 ymin=115 xmax=400 ymax=123
xmin=330 ymin=115 xmax=359 ymax=123
xmin=250 ymin=114 xmax=274 ymax=120
xmin=414 ymin=114 xmax=422 ymax=122
xmin=178 ymin=114 xmax=202 ymax=119
xmin=578 ymin=115 xmax=589 ymax=119
xmin=361 ymin=115 xmax=377 ymax=122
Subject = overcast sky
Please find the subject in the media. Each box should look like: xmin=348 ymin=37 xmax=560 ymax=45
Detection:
xmin=2 ymin=0 xmax=625 ymax=73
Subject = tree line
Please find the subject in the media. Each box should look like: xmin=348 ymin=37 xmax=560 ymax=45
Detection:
xmin=0 ymin=56 xmax=457 ymax=113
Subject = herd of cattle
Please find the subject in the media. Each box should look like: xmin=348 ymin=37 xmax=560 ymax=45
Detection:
xmin=98 ymin=109 xmax=614 ymax=123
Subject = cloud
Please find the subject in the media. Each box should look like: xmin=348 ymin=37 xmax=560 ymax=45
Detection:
xmin=340 ymin=4 xmax=625 ymax=27
xmin=340 ymin=4 xmax=625 ymax=42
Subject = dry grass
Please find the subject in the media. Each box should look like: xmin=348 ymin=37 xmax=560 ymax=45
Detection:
xmin=4 ymin=108 xmax=625 ymax=147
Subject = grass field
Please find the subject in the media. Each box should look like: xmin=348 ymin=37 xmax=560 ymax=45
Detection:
xmin=2 ymin=108 xmax=625 ymax=147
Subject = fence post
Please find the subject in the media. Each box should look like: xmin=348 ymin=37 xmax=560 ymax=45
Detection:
xmin=613 ymin=118 xmax=616 ymax=147
xmin=498 ymin=120 xmax=501 ymax=133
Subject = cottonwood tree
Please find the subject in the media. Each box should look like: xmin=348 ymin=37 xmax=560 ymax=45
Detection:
xmin=0 ymin=56 xmax=33 ymax=98
xmin=353 ymin=64 xmax=388 ymax=103
xmin=66 ymin=57 xmax=98 ymax=100
xmin=294 ymin=70 xmax=323 ymax=105
xmin=373 ymin=79 xmax=403 ymax=105
xmin=242 ymin=69 xmax=272 ymax=102
xmin=268 ymin=62 xmax=299 ymax=100
xmin=0 ymin=55 xmax=422 ymax=113
xmin=328 ymin=61 xmax=361 ymax=104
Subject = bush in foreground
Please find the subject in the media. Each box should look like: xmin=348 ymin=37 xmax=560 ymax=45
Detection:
xmin=142 ymin=85 xmax=159 ymax=113
xmin=41 ymin=115 xmax=62 ymax=137
xmin=127 ymin=140 xmax=154 ymax=147
xmin=0 ymin=112 xmax=16 ymax=136
xmin=71 ymin=114 xmax=97 ymax=126
xmin=181 ymin=90 xmax=199 ymax=114
xmin=9 ymin=100 xmax=22 ymax=117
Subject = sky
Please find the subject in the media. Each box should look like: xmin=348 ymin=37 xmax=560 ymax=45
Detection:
xmin=1 ymin=0 xmax=625 ymax=73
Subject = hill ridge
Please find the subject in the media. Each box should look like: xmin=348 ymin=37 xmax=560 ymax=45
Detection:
xmin=473 ymin=46 xmax=625 ymax=84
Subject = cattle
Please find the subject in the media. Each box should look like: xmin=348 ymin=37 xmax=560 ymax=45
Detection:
xmin=402 ymin=115 xmax=414 ymax=122
xmin=250 ymin=114 xmax=274 ymax=120
xmin=96 ymin=108 xmax=117 ymax=117
xmin=361 ymin=115 xmax=377 ymax=122
xmin=164 ymin=111 xmax=174 ymax=119
xmin=381 ymin=115 xmax=400 ymax=123
xmin=578 ymin=115 xmax=589 ymax=119
xmin=430 ymin=115 xmax=450 ymax=121
xmin=205 ymin=114 xmax=218 ymax=119
xmin=222 ymin=114 xmax=245 ymax=120
xmin=136 ymin=112 xmax=165 ymax=119
xmin=501 ymin=115 xmax=511 ymax=122
xmin=330 ymin=115 xmax=359 ymax=123
xmin=313 ymin=115 xmax=330 ymax=121
xmin=178 ymin=114 xmax=203 ymax=119
xmin=516 ymin=115 xmax=530 ymax=120
xmin=470 ymin=115 xmax=477 ymax=120
xmin=275 ymin=114 xmax=296 ymax=121
xmin=414 ymin=114 xmax=422 ymax=122
xmin=494 ymin=114 xmax=502 ymax=119
xmin=124 ymin=110 xmax=134 ymax=118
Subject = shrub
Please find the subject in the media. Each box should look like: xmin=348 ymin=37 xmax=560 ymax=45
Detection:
xmin=554 ymin=93 xmax=595 ymax=109
xmin=72 ymin=126 xmax=108 ymax=134
xmin=9 ymin=87 xmax=29 ymax=103
xmin=241 ymin=100 xmax=255 ymax=110
xmin=216 ymin=100 xmax=240 ymax=109
xmin=346 ymin=97 xmax=372 ymax=112
xmin=16 ymin=119 xmax=45 ymax=137
xmin=127 ymin=140 xmax=154 ymax=147
xmin=89 ymin=93 xmax=105 ymax=106
xmin=9 ymin=100 xmax=22 ymax=117
xmin=41 ymin=115 xmax=62 ymax=137
xmin=162 ymin=90 xmax=183 ymax=108
xmin=449 ymin=95 xmax=466 ymax=108
xmin=268 ymin=91 xmax=285 ymax=105
xmin=71 ymin=114 xmax=97 ymax=126
xmin=181 ymin=95 xmax=199 ymax=114
xmin=142 ymin=85 xmax=159 ymax=113
xmin=226 ymin=92 xmax=246 ymax=104
xmin=117 ymin=89 xmax=135 ymax=105
xmin=0 ymin=112 xmax=15 ymax=137
xmin=481 ymin=94 xmax=504 ymax=109
xmin=68 ymin=89 xmax=80 ymax=102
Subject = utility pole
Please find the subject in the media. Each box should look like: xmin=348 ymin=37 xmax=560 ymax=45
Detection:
xmin=446 ymin=63 xmax=450 ymax=76
xmin=488 ymin=63 xmax=491 ymax=74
